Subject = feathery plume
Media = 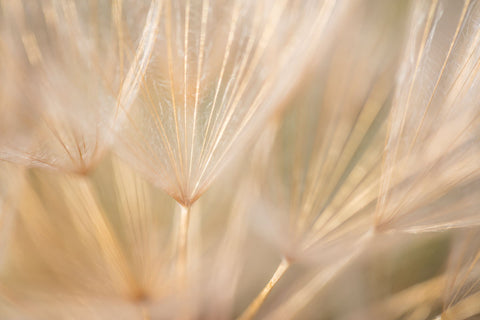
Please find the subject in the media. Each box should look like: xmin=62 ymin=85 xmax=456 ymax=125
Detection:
xmin=0 ymin=156 xmax=179 ymax=319
xmin=238 ymin=1 xmax=406 ymax=318
xmin=439 ymin=229 xmax=480 ymax=319
xmin=374 ymin=0 xmax=480 ymax=233
xmin=0 ymin=1 xmax=152 ymax=173
xmin=0 ymin=162 xmax=24 ymax=267
xmin=113 ymin=0 xmax=343 ymax=207
xmin=1 ymin=0 xmax=480 ymax=319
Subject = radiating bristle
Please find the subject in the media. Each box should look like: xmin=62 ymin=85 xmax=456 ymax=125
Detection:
xmin=0 ymin=156 xmax=180 ymax=319
xmin=441 ymin=229 xmax=480 ymax=319
xmin=374 ymin=0 xmax=480 ymax=233
xmin=252 ymin=0 xmax=404 ymax=264
xmin=112 ymin=0 xmax=343 ymax=206
xmin=0 ymin=162 xmax=24 ymax=268
xmin=1 ymin=0 xmax=480 ymax=319
xmin=0 ymin=1 xmax=150 ymax=173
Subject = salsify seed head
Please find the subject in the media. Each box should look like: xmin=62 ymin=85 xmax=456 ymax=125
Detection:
xmin=112 ymin=0 xmax=344 ymax=206
xmin=0 ymin=1 xmax=151 ymax=173
xmin=1 ymin=0 xmax=480 ymax=319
